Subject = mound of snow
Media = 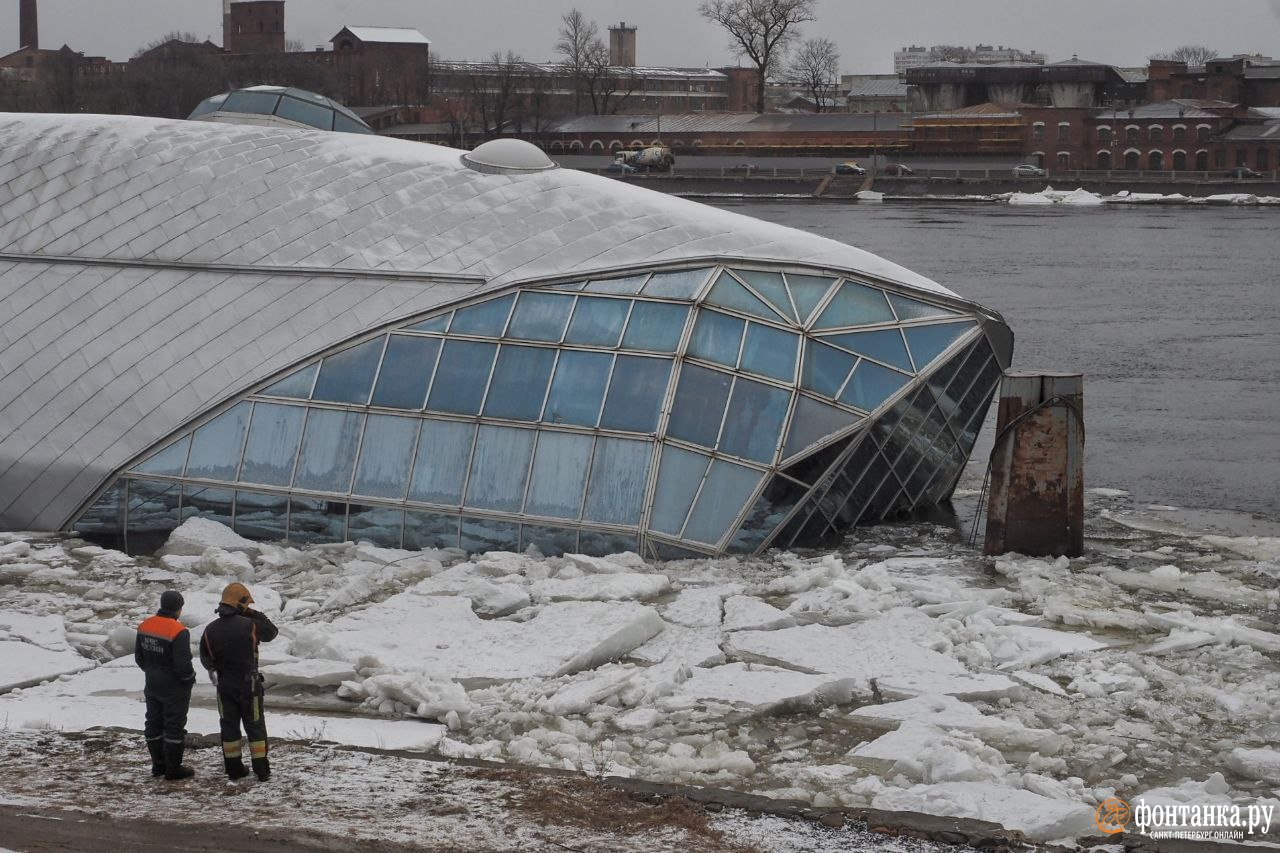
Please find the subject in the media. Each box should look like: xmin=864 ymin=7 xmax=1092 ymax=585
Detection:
xmin=158 ymin=518 xmax=261 ymax=558
xmin=1059 ymin=188 xmax=1102 ymax=206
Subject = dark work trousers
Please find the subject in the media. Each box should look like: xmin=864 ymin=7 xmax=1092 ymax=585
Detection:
xmin=143 ymin=672 xmax=192 ymax=747
xmin=216 ymin=674 xmax=268 ymax=762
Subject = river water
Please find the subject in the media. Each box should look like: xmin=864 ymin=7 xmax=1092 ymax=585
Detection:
xmin=720 ymin=201 xmax=1280 ymax=521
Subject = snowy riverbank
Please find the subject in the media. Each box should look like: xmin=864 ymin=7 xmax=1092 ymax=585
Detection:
xmin=2 ymin=490 xmax=1278 ymax=846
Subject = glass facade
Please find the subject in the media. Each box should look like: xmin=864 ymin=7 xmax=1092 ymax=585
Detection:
xmin=78 ymin=264 xmax=1005 ymax=557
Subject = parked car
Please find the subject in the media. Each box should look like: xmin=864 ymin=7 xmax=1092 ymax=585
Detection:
xmin=881 ymin=163 xmax=914 ymax=176
xmin=1011 ymin=164 xmax=1047 ymax=178
xmin=729 ymin=162 xmax=758 ymax=173
xmin=605 ymin=161 xmax=637 ymax=174
xmin=834 ymin=162 xmax=867 ymax=176
xmin=1224 ymin=166 xmax=1262 ymax=178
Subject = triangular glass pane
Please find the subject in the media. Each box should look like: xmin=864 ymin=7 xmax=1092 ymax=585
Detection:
xmin=786 ymin=273 xmax=836 ymax=323
xmin=813 ymin=281 xmax=896 ymax=329
xmin=888 ymin=292 xmax=958 ymax=321
xmin=548 ymin=281 xmax=587 ymax=292
xmin=782 ymin=395 xmax=862 ymax=459
xmin=706 ymin=271 xmax=786 ymax=323
xmin=801 ymin=341 xmax=856 ymax=398
xmin=904 ymin=321 xmax=977 ymax=371
xmin=585 ymin=274 xmax=648 ymax=295
xmin=839 ymin=361 xmax=911 ymax=412
xmin=643 ymin=268 xmax=711 ymax=299
xmin=734 ymin=269 xmax=796 ymax=322
xmin=783 ymin=433 xmax=857 ymax=484
xmin=819 ymin=328 xmax=914 ymax=373
xmin=407 ymin=314 xmax=450 ymax=333
xmin=133 ymin=435 xmax=191 ymax=476
xmin=260 ymin=363 xmax=318 ymax=399
xmin=449 ymin=294 xmax=515 ymax=336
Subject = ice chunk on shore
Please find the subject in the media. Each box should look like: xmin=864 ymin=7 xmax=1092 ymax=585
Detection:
xmin=661 ymin=585 xmax=739 ymax=628
xmin=533 ymin=572 xmax=670 ymax=602
xmin=986 ymin=625 xmax=1106 ymax=669
xmin=721 ymin=596 xmax=795 ymax=632
xmin=849 ymin=721 xmax=1007 ymax=783
xmin=1227 ymin=748 xmax=1280 ymax=785
xmin=260 ymin=659 xmax=357 ymax=687
xmin=1008 ymin=191 xmax=1053 ymax=205
xmin=413 ymin=571 xmax=530 ymax=617
xmin=872 ymin=782 xmax=1096 ymax=842
xmin=314 ymin=595 xmax=663 ymax=682
xmin=676 ymin=663 xmax=856 ymax=714
xmin=159 ymin=518 xmax=261 ymax=558
xmin=848 ymin=693 xmax=1064 ymax=754
xmin=629 ymin=624 xmax=724 ymax=667
xmin=361 ymin=673 xmax=471 ymax=720
xmin=0 ymin=642 xmax=96 ymax=692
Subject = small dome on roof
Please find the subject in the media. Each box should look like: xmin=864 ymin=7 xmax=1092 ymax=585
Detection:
xmin=462 ymin=139 xmax=557 ymax=174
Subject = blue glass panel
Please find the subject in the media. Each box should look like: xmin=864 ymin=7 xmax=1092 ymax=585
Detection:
xmin=600 ymin=356 xmax=672 ymax=433
xmin=449 ymin=294 xmax=515 ymax=336
xmin=585 ymin=274 xmax=648 ymax=295
xmin=707 ymin=271 xmax=786 ymax=322
xmin=666 ymin=364 xmax=732 ymax=449
xmin=564 ymin=296 xmax=630 ymax=347
xmin=261 ymin=363 xmax=317 ymax=399
xmin=888 ymin=292 xmax=957 ymax=322
xmin=403 ymin=511 xmax=460 ymax=550
xmin=821 ymin=328 xmax=913 ymax=372
xmin=187 ymin=402 xmax=251 ymax=481
xmin=484 ymin=345 xmax=556 ymax=421
xmin=684 ymin=461 xmax=763 ymax=545
xmin=294 ymin=409 xmax=363 ymax=493
xmin=408 ymin=420 xmax=475 ymax=505
xmin=407 ymin=314 xmax=450 ymax=333
xmin=507 ymin=292 xmax=573 ymax=342
xmin=649 ymin=445 xmax=711 ymax=535
xmin=371 ymin=335 xmax=439 ymax=410
xmin=352 ymin=415 xmax=419 ymax=499
xmin=524 ymin=431 xmax=593 ymax=519
xmin=739 ymin=323 xmax=799 ymax=382
xmin=642 ymin=267 xmax=711 ymax=299
xmin=688 ymin=310 xmax=744 ymax=367
xmin=904 ymin=321 xmax=977 ymax=371
xmin=75 ymin=481 xmax=124 ymax=538
xmin=579 ymin=530 xmax=639 ymax=556
xmin=802 ymin=342 xmax=856 ymax=398
xmin=134 ymin=435 xmax=190 ymax=476
xmin=460 ymin=516 xmax=521 ymax=553
xmin=180 ymin=485 xmax=234 ymax=527
xmin=288 ymin=497 xmax=347 ymax=545
xmin=233 ymin=491 xmax=288 ymax=542
xmin=719 ymin=379 xmax=790 ymax=464
xmin=126 ymin=479 xmax=181 ymax=551
xmin=427 ymin=340 xmax=498 ymax=415
xmin=544 ymin=350 xmax=612 ymax=427
xmin=621 ymin=302 xmax=688 ymax=353
xmin=782 ymin=395 xmax=861 ymax=459
xmin=275 ymin=95 xmax=334 ymax=130
xmin=735 ymin=270 xmax=796 ymax=322
xmin=548 ymin=281 xmax=586 ymax=292
xmin=346 ymin=503 xmax=404 ymax=548
xmin=240 ymin=403 xmax=305 ymax=486
xmin=583 ymin=437 xmax=652 ymax=525
xmin=840 ymin=361 xmax=911 ymax=412
xmin=521 ymin=525 xmax=579 ymax=556
xmin=786 ymin=273 xmax=837 ymax=323
xmin=222 ymin=90 xmax=280 ymax=115
xmin=727 ymin=475 xmax=809 ymax=554
xmin=312 ymin=337 xmax=385 ymax=404
xmin=464 ymin=425 xmax=535 ymax=512
xmin=813 ymin=281 xmax=895 ymax=329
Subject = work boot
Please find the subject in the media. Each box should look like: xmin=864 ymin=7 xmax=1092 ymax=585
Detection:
xmin=224 ymin=757 xmax=250 ymax=780
xmin=163 ymin=741 xmax=195 ymax=780
xmin=251 ymin=757 xmax=270 ymax=782
xmin=147 ymin=740 xmax=165 ymax=777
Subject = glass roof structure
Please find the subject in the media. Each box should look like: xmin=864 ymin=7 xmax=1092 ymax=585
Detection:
xmin=0 ymin=112 xmax=1011 ymax=557
xmin=188 ymin=86 xmax=374 ymax=134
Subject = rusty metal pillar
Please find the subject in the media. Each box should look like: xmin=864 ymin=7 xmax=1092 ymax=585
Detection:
xmin=983 ymin=372 xmax=1084 ymax=557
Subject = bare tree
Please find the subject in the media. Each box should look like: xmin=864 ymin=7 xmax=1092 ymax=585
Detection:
xmin=785 ymin=37 xmax=839 ymax=111
xmin=1150 ymin=45 xmax=1219 ymax=66
xmin=930 ymin=45 xmax=975 ymax=63
xmin=556 ymin=8 xmax=601 ymax=115
xmin=132 ymin=31 xmax=206 ymax=58
xmin=469 ymin=51 xmax=525 ymax=136
xmin=699 ymin=0 xmax=817 ymax=113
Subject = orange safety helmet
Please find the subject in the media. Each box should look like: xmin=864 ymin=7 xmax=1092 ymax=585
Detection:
xmin=220 ymin=582 xmax=254 ymax=608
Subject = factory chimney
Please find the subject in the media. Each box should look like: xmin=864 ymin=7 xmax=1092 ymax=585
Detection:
xmin=20 ymin=0 xmax=38 ymax=50
xmin=222 ymin=0 xmax=231 ymax=50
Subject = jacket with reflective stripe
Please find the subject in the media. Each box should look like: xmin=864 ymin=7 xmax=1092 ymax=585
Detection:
xmin=134 ymin=614 xmax=196 ymax=684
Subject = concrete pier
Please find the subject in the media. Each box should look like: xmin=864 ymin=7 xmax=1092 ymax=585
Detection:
xmin=983 ymin=372 xmax=1085 ymax=557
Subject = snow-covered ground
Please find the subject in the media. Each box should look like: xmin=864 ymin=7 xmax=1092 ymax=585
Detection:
xmin=2 ymin=488 xmax=1278 ymax=847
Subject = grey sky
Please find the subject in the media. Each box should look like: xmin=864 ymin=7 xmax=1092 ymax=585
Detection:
xmin=11 ymin=0 xmax=1280 ymax=73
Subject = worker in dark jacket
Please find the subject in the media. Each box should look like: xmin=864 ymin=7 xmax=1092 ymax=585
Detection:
xmin=200 ymin=582 xmax=278 ymax=781
xmin=134 ymin=589 xmax=196 ymax=780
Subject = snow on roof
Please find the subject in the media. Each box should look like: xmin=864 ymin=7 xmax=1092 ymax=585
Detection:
xmin=337 ymin=26 xmax=431 ymax=45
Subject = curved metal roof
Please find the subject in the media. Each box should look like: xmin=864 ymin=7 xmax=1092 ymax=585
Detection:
xmin=0 ymin=113 xmax=981 ymax=532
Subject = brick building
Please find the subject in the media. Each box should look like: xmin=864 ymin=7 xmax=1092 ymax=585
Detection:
xmin=224 ymin=1 xmax=285 ymax=55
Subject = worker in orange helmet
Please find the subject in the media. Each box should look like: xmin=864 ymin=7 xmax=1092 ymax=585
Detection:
xmin=135 ymin=589 xmax=197 ymax=780
xmin=199 ymin=582 xmax=278 ymax=781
